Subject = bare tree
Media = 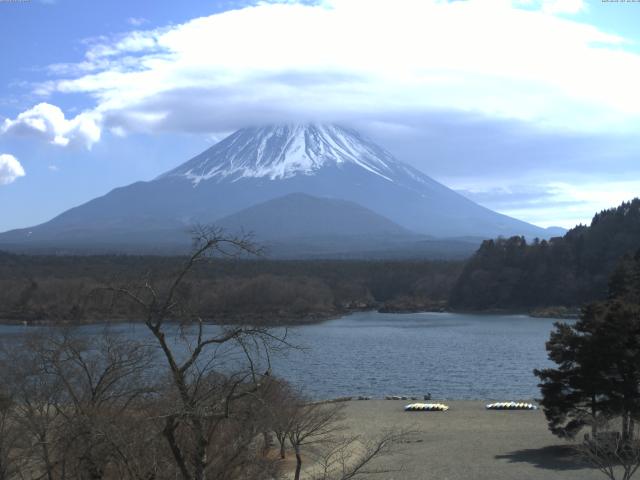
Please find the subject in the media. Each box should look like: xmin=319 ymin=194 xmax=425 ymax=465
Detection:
xmin=108 ymin=226 xmax=287 ymax=480
xmin=0 ymin=226 xmax=411 ymax=480
xmin=0 ymin=389 xmax=24 ymax=480
xmin=284 ymin=397 xmax=412 ymax=480
xmin=0 ymin=328 xmax=163 ymax=480
xmin=288 ymin=402 xmax=346 ymax=480
xmin=310 ymin=430 xmax=408 ymax=480
xmin=1 ymin=338 xmax=65 ymax=480
xmin=43 ymin=330 xmax=157 ymax=479
xmin=579 ymin=420 xmax=640 ymax=480
xmin=257 ymin=377 xmax=298 ymax=460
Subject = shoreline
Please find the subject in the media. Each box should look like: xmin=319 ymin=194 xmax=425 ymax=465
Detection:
xmin=313 ymin=395 xmax=541 ymax=402
xmin=0 ymin=305 xmax=579 ymax=327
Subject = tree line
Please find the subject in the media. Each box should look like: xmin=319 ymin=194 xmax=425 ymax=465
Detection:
xmin=450 ymin=198 xmax=640 ymax=311
xmin=0 ymin=250 xmax=461 ymax=325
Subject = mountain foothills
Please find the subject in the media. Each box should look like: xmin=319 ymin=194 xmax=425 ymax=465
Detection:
xmin=1 ymin=198 xmax=638 ymax=324
xmin=0 ymin=124 xmax=559 ymax=257
xmin=450 ymin=198 xmax=640 ymax=311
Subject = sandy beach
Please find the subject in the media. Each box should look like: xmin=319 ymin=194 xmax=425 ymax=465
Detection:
xmin=338 ymin=400 xmax=603 ymax=480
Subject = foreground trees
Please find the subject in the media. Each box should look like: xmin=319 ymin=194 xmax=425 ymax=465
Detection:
xmin=0 ymin=228 xmax=403 ymax=479
xmin=0 ymin=330 xmax=401 ymax=479
xmin=535 ymin=250 xmax=640 ymax=479
xmin=535 ymin=251 xmax=640 ymax=439
xmin=579 ymin=428 xmax=640 ymax=480
xmin=0 ymin=329 xmax=168 ymax=479
xmin=108 ymin=227 xmax=281 ymax=480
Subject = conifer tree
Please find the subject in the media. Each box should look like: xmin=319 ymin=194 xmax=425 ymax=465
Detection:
xmin=535 ymin=250 xmax=640 ymax=440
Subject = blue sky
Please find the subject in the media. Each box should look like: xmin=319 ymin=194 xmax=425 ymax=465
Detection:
xmin=1 ymin=0 xmax=640 ymax=232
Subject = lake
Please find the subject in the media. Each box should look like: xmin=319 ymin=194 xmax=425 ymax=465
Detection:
xmin=271 ymin=311 xmax=562 ymax=400
xmin=0 ymin=311 xmax=564 ymax=400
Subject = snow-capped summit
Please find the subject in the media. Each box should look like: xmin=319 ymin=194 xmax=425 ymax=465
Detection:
xmin=161 ymin=124 xmax=401 ymax=184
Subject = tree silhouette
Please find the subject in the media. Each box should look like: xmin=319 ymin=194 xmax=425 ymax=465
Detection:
xmin=535 ymin=251 xmax=640 ymax=442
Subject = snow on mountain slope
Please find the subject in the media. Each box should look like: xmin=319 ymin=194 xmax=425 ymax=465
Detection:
xmin=161 ymin=124 xmax=405 ymax=184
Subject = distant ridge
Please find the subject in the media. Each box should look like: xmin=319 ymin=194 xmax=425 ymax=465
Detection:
xmin=216 ymin=193 xmax=411 ymax=239
xmin=0 ymin=123 xmax=558 ymax=255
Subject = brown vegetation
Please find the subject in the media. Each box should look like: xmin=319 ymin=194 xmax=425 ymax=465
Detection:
xmin=0 ymin=249 xmax=462 ymax=325
xmin=0 ymin=228 xmax=407 ymax=479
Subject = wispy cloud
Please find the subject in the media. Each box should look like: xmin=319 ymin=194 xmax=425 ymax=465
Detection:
xmin=457 ymin=185 xmax=568 ymax=210
xmin=516 ymin=0 xmax=588 ymax=15
xmin=5 ymin=0 xmax=639 ymax=147
xmin=454 ymin=179 xmax=640 ymax=228
xmin=127 ymin=17 xmax=148 ymax=27
xmin=541 ymin=0 xmax=587 ymax=14
xmin=0 ymin=154 xmax=25 ymax=186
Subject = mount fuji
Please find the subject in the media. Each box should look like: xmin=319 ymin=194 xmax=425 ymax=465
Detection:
xmin=0 ymin=124 xmax=559 ymax=256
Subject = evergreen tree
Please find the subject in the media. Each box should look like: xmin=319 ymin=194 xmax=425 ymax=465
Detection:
xmin=451 ymin=198 xmax=640 ymax=310
xmin=534 ymin=303 xmax=609 ymax=438
xmin=535 ymin=251 xmax=640 ymax=441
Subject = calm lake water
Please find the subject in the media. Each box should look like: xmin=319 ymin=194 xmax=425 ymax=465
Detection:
xmin=0 ymin=311 xmax=565 ymax=400
xmin=271 ymin=311 xmax=562 ymax=400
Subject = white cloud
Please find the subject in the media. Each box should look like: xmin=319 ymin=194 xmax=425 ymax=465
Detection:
xmin=516 ymin=0 xmax=587 ymax=14
xmin=0 ymin=154 xmax=26 ymax=186
xmin=1 ymin=103 xmax=101 ymax=149
xmin=84 ymin=30 xmax=160 ymax=61
xmin=452 ymin=178 xmax=640 ymax=229
xmin=127 ymin=17 xmax=148 ymax=27
xmin=541 ymin=0 xmax=586 ymax=15
xmin=544 ymin=180 xmax=640 ymax=221
xmin=9 ymin=0 xmax=640 ymax=145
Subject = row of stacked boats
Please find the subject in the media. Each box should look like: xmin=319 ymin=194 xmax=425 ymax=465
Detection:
xmin=403 ymin=401 xmax=538 ymax=412
xmin=404 ymin=403 xmax=450 ymax=412
xmin=486 ymin=402 xmax=537 ymax=410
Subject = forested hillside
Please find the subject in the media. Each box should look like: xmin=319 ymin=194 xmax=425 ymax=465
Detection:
xmin=3 ymin=199 xmax=639 ymax=322
xmin=0 ymin=253 xmax=462 ymax=324
xmin=450 ymin=198 xmax=640 ymax=310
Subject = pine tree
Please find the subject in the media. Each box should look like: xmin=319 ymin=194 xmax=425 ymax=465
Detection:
xmin=534 ymin=303 xmax=608 ymax=438
xmin=535 ymin=250 xmax=640 ymax=440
